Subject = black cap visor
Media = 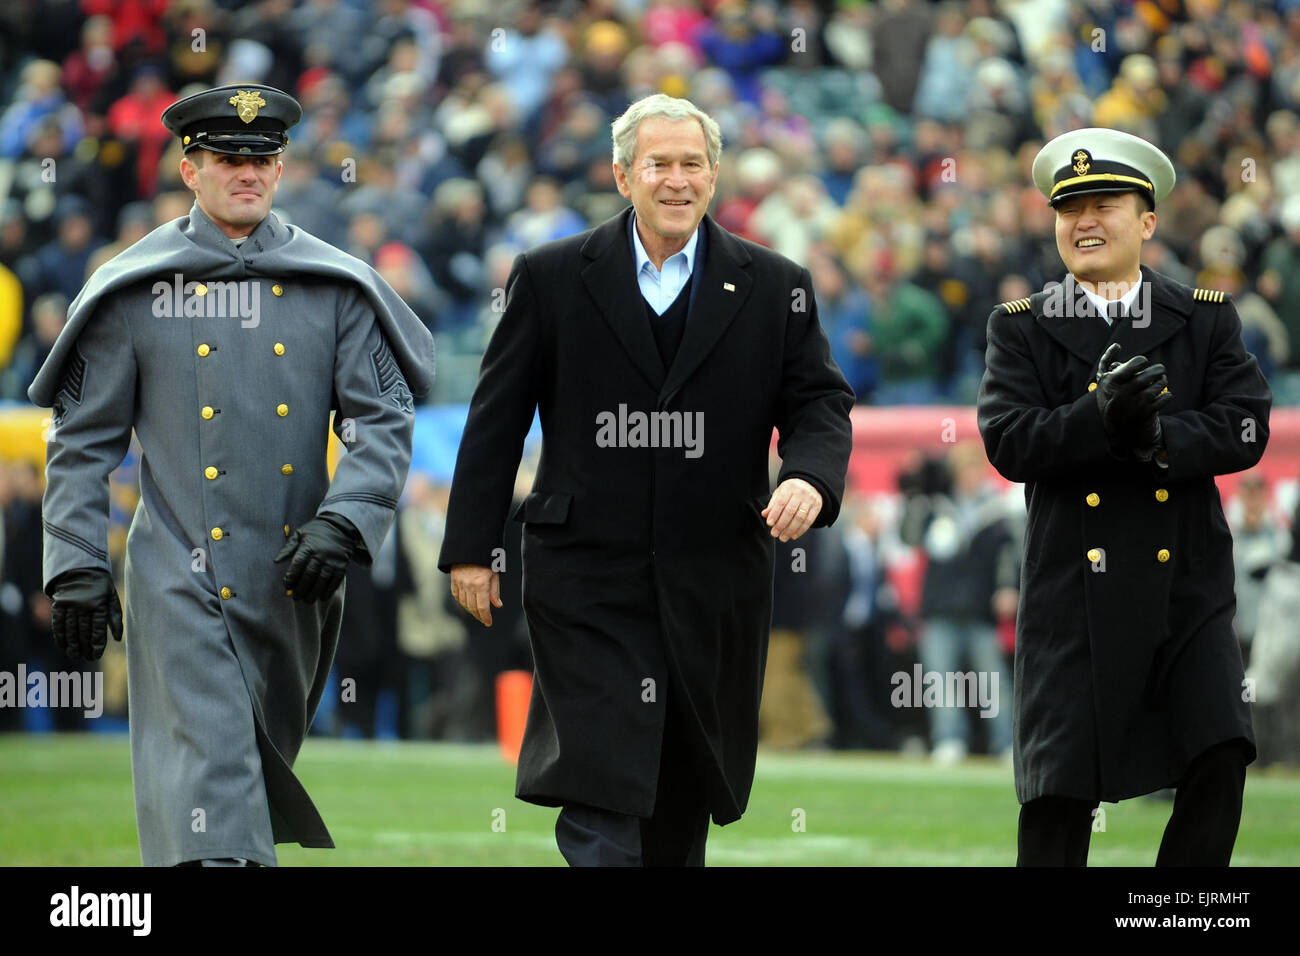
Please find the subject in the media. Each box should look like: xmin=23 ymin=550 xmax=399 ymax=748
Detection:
xmin=182 ymin=127 xmax=288 ymax=155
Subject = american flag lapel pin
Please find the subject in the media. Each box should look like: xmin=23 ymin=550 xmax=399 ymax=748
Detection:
xmin=723 ymin=282 xmax=735 ymax=292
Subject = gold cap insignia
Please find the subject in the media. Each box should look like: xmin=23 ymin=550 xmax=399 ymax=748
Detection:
xmin=1072 ymin=149 xmax=1091 ymax=176
xmin=228 ymin=90 xmax=267 ymax=124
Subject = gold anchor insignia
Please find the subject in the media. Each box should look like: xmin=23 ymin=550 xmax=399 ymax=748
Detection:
xmin=1072 ymin=149 xmax=1091 ymax=176
xmin=228 ymin=90 xmax=267 ymax=124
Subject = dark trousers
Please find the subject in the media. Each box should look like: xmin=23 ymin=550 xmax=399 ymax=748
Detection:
xmin=1017 ymin=740 xmax=1249 ymax=866
xmin=555 ymin=687 xmax=711 ymax=867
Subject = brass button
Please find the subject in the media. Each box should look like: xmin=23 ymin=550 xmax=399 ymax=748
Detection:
xmin=197 ymin=343 xmax=210 ymax=357
xmin=1161 ymin=386 xmax=1169 ymax=394
xmin=276 ymin=403 xmax=288 ymax=417
xmin=183 ymin=135 xmax=191 ymax=145
xmin=1087 ymin=382 xmax=1098 ymax=392
xmin=1086 ymin=548 xmax=1101 ymax=563
xmin=281 ymin=463 xmax=294 ymax=476
xmin=201 ymin=406 xmax=214 ymax=420
xmin=220 ymin=586 xmax=232 ymax=600
xmin=274 ymin=342 xmax=285 ymax=356
xmin=1155 ymin=488 xmax=1169 ymax=502
xmin=272 ymin=284 xmax=283 ymax=297
xmin=1157 ymin=548 xmax=1170 ymax=563
xmin=284 ymin=524 xmax=291 ymax=537
xmin=195 ymin=283 xmax=207 ymax=296
xmin=1086 ymin=493 xmax=1100 ymax=507
xmin=205 ymin=466 xmax=218 ymax=480
xmin=210 ymin=527 xmax=223 ymax=541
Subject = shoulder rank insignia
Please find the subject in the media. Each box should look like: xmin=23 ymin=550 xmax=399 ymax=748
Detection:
xmin=998 ymin=297 xmax=1033 ymax=314
xmin=1192 ymin=288 xmax=1225 ymax=303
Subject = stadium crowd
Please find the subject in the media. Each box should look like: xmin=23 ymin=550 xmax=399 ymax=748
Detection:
xmin=1 ymin=0 xmax=1298 ymax=763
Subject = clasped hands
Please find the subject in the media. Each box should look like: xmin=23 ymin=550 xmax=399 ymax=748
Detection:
xmin=1094 ymin=342 xmax=1172 ymax=462
xmin=450 ymin=478 xmax=824 ymax=629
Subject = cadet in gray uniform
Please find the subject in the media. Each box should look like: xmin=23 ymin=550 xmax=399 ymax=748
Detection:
xmin=29 ymin=84 xmax=435 ymax=866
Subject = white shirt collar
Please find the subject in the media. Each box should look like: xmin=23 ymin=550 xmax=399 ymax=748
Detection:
xmin=631 ymin=212 xmax=699 ymax=276
xmin=1075 ymin=274 xmax=1143 ymax=319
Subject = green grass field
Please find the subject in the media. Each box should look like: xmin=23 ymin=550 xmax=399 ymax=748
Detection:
xmin=2 ymin=734 xmax=1297 ymax=865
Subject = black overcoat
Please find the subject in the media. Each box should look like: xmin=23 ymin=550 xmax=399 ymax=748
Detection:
xmin=439 ymin=207 xmax=854 ymax=823
xmin=977 ymin=267 xmax=1270 ymax=804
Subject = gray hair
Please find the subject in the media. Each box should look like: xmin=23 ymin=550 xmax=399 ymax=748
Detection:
xmin=611 ymin=94 xmax=722 ymax=171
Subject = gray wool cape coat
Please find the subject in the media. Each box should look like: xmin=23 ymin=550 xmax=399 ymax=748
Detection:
xmin=31 ymin=203 xmax=433 ymax=865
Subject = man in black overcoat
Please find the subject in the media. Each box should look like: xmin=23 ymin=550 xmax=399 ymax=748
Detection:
xmin=978 ymin=128 xmax=1271 ymax=866
xmin=438 ymin=94 xmax=854 ymax=866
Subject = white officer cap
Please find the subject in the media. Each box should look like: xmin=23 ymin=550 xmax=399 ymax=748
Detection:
xmin=1032 ymin=127 xmax=1176 ymax=209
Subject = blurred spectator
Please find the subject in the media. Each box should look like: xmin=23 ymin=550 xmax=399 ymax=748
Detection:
xmin=416 ymin=177 xmax=489 ymax=327
xmin=61 ymin=16 xmax=117 ymax=115
xmin=502 ymin=177 xmax=585 ymax=249
xmin=1245 ymin=488 xmax=1300 ymax=766
xmin=750 ymin=174 xmax=837 ymax=264
xmin=899 ymin=443 xmax=1017 ymax=763
xmin=1260 ymin=194 xmax=1300 ymax=368
xmin=393 ymin=476 xmax=474 ymax=740
xmin=913 ymin=2 xmax=976 ymax=124
xmin=291 ymin=0 xmax=371 ymax=86
xmin=0 ymin=60 xmax=84 ymax=160
xmin=374 ymin=241 xmax=443 ymax=338
xmin=818 ymin=118 xmax=868 ymax=207
xmin=1198 ymin=261 xmax=1288 ymax=379
xmin=871 ymin=0 xmax=934 ymax=115
xmin=105 ymin=65 xmax=175 ymax=198
xmin=824 ymin=492 xmax=905 ymax=750
xmin=86 ymin=201 xmax=154 ymax=276
xmin=29 ymin=196 xmax=104 ymax=303
xmin=858 ymin=252 xmax=948 ymax=405
xmin=1229 ymin=473 xmax=1291 ymax=666
xmin=810 ymin=245 xmax=875 ymax=403
xmin=764 ymin=532 xmax=835 ymax=749
xmin=697 ymin=1 xmax=786 ymax=106
xmin=715 ymin=146 xmax=782 ymax=241
xmin=2 ymin=291 xmax=66 ymax=401
xmin=227 ymin=0 xmax=305 ymax=96
xmin=81 ymin=0 xmax=168 ymax=55
xmin=483 ymin=4 xmax=568 ymax=127
xmin=272 ymin=149 xmax=346 ymax=247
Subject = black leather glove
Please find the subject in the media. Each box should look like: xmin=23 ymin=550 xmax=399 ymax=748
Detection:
xmin=1130 ymin=405 xmax=1167 ymax=463
xmin=1094 ymin=343 xmax=1171 ymax=452
xmin=274 ymin=512 xmax=363 ymax=603
xmin=49 ymin=568 xmax=123 ymax=661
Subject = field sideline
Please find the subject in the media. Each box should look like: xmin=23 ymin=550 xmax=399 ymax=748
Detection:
xmin=2 ymin=735 xmax=1297 ymax=866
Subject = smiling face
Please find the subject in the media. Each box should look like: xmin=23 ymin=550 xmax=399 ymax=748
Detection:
xmin=613 ymin=116 xmax=717 ymax=259
xmin=179 ymin=149 xmax=282 ymax=239
xmin=1054 ymin=190 xmax=1155 ymax=289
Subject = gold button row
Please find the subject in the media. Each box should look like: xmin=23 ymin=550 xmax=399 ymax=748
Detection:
xmin=194 ymin=283 xmax=284 ymax=297
xmin=1084 ymin=489 xmax=1168 ymax=507
xmin=1086 ymin=548 xmax=1171 ymax=563
xmin=199 ymin=342 xmax=284 ymax=357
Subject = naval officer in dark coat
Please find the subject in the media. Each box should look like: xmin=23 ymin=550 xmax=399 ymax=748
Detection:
xmin=31 ymin=84 xmax=433 ymax=866
xmin=439 ymin=94 xmax=854 ymax=866
xmin=977 ymin=128 xmax=1271 ymax=866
